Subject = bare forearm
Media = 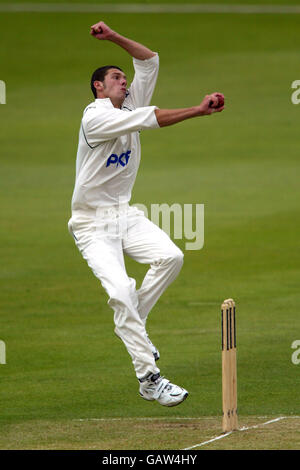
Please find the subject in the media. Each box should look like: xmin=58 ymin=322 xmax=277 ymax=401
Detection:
xmin=109 ymin=32 xmax=156 ymax=60
xmin=155 ymin=93 xmax=225 ymax=127
xmin=155 ymin=107 xmax=201 ymax=127
xmin=90 ymin=21 xmax=156 ymax=60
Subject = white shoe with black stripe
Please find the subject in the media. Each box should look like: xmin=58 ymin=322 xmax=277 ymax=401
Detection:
xmin=139 ymin=373 xmax=188 ymax=407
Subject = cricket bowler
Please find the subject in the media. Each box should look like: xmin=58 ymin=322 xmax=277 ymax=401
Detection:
xmin=68 ymin=21 xmax=225 ymax=407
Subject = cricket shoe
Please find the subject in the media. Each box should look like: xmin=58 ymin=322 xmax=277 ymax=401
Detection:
xmin=146 ymin=334 xmax=160 ymax=361
xmin=139 ymin=373 xmax=188 ymax=407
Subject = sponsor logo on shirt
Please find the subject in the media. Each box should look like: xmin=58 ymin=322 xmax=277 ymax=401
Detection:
xmin=106 ymin=150 xmax=131 ymax=168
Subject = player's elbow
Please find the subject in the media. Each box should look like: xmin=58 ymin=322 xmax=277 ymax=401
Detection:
xmin=154 ymin=108 xmax=163 ymax=127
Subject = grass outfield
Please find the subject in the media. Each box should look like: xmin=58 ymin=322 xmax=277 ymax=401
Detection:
xmin=1 ymin=10 xmax=300 ymax=449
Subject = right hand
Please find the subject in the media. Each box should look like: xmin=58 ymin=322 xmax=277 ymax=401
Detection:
xmin=90 ymin=21 xmax=115 ymax=40
xmin=198 ymin=93 xmax=225 ymax=116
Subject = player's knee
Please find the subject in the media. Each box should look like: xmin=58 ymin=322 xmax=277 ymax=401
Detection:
xmin=165 ymin=248 xmax=184 ymax=273
xmin=173 ymin=249 xmax=184 ymax=271
xmin=108 ymin=283 xmax=138 ymax=310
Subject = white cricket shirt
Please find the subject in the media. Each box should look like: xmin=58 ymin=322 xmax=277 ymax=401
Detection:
xmin=71 ymin=54 xmax=160 ymax=213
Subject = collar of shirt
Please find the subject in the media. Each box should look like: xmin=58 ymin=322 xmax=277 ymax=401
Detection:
xmin=95 ymin=98 xmax=115 ymax=109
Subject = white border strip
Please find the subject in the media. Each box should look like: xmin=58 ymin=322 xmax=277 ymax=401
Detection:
xmin=1 ymin=3 xmax=300 ymax=14
xmin=182 ymin=416 xmax=286 ymax=450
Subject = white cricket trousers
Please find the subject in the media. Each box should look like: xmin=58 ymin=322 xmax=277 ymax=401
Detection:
xmin=68 ymin=204 xmax=184 ymax=380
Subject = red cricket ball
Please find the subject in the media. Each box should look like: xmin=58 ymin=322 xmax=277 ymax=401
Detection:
xmin=217 ymin=94 xmax=225 ymax=108
xmin=209 ymin=94 xmax=225 ymax=108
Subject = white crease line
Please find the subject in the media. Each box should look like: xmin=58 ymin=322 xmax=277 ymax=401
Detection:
xmin=74 ymin=417 xmax=215 ymax=422
xmin=183 ymin=431 xmax=233 ymax=450
xmin=182 ymin=416 xmax=287 ymax=450
xmin=74 ymin=415 xmax=300 ymax=423
xmin=239 ymin=416 xmax=285 ymax=431
xmin=1 ymin=3 xmax=300 ymax=14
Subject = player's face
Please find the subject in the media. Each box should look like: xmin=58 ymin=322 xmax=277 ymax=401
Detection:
xmin=102 ymin=69 xmax=127 ymax=103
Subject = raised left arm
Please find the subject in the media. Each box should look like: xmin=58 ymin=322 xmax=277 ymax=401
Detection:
xmin=90 ymin=21 xmax=156 ymax=60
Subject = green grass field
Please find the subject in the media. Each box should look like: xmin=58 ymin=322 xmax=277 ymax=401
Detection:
xmin=1 ymin=2 xmax=300 ymax=450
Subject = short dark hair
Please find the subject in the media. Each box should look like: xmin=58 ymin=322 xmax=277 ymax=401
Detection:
xmin=90 ymin=65 xmax=123 ymax=98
